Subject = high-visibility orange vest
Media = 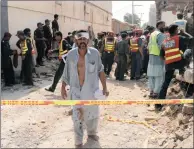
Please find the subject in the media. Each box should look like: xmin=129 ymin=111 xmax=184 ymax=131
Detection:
xmin=58 ymin=40 xmax=68 ymax=60
xmin=104 ymin=38 xmax=115 ymax=52
xmin=130 ymin=37 xmax=139 ymax=52
xmin=163 ymin=35 xmax=183 ymax=64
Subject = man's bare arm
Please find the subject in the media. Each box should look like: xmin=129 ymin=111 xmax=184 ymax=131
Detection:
xmin=99 ymin=71 xmax=107 ymax=90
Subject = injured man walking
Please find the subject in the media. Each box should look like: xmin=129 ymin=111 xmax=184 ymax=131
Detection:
xmin=61 ymin=30 xmax=109 ymax=148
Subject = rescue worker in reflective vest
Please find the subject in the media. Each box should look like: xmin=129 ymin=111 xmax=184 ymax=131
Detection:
xmin=156 ymin=24 xmax=193 ymax=110
xmin=45 ymin=31 xmax=72 ymax=92
xmin=102 ymin=31 xmax=116 ymax=77
xmin=23 ymin=28 xmax=40 ymax=78
xmin=16 ymin=31 xmax=33 ymax=86
xmin=130 ymin=31 xmax=143 ymax=80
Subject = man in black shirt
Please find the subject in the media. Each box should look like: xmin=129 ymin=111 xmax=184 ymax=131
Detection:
xmin=1 ymin=32 xmax=17 ymax=86
xmin=45 ymin=31 xmax=72 ymax=92
xmin=43 ymin=19 xmax=52 ymax=60
xmin=52 ymin=14 xmax=59 ymax=49
xmin=34 ymin=22 xmax=46 ymax=66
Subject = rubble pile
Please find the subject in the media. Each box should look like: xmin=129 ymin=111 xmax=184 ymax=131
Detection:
xmin=149 ymin=104 xmax=193 ymax=148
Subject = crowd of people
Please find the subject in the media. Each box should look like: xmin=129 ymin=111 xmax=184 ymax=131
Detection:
xmin=1 ymin=11 xmax=193 ymax=147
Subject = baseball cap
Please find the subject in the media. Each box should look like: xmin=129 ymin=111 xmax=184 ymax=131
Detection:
xmin=37 ymin=22 xmax=44 ymax=26
xmin=45 ymin=19 xmax=50 ymax=23
xmin=16 ymin=30 xmax=24 ymax=36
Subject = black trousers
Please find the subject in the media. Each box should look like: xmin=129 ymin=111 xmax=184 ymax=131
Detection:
xmin=158 ymin=69 xmax=175 ymax=99
xmin=3 ymin=58 xmax=15 ymax=86
xmin=102 ymin=51 xmax=114 ymax=75
xmin=50 ymin=61 xmax=65 ymax=91
xmin=22 ymin=55 xmax=33 ymax=85
xmin=45 ymin=39 xmax=52 ymax=58
xmin=36 ymin=42 xmax=45 ymax=65
xmin=115 ymin=54 xmax=127 ymax=80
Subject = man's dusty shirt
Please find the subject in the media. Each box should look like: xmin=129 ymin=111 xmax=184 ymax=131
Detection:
xmin=63 ymin=47 xmax=104 ymax=121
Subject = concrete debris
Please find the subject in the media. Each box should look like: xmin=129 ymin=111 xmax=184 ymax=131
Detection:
xmin=158 ymin=116 xmax=171 ymax=125
xmin=144 ymin=116 xmax=158 ymax=121
xmin=175 ymin=130 xmax=184 ymax=141
xmin=182 ymin=104 xmax=193 ymax=115
xmin=41 ymin=120 xmax=46 ymax=124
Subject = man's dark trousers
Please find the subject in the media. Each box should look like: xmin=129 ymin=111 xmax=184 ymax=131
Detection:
xmin=102 ymin=51 xmax=114 ymax=75
xmin=50 ymin=61 xmax=65 ymax=91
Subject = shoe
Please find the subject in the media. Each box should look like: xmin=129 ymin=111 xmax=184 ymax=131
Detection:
xmin=130 ymin=77 xmax=135 ymax=80
xmin=40 ymin=63 xmax=45 ymax=66
xmin=45 ymin=87 xmax=54 ymax=93
xmin=155 ymin=104 xmax=163 ymax=111
xmin=136 ymin=77 xmax=140 ymax=80
xmin=35 ymin=65 xmax=40 ymax=67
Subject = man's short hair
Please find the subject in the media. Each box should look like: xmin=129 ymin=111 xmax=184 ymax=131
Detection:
xmin=164 ymin=26 xmax=169 ymax=32
xmin=143 ymin=30 xmax=149 ymax=35
xmin=23 ymin=28 xmax=31 ymax=35
xmin=4 ymin=32 xmax=12 ymax=38
xmin=45 ymin=19 xmax=50 ymax=23
xmin=54 ymin=14 xmax=58 ymax=19
xmin=168 ymin=24 xmax=178 ymax=35
xmin=55 ymin=31 xmax=63 ymax=38
xmin=121 ymin=33 xmax=127 ymax=39
xmin=156 ymin=21 xmax=165 ymax=28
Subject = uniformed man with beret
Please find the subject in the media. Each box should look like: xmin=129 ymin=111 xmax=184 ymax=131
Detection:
xmin=115 ymin=31 xmax=130 ymax=81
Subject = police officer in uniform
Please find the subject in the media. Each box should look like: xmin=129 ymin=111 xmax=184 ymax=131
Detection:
xmin=1 ymin=32 xmax=17 ymax=86
xmin=45 ymin=31 xmax=72 ymax=92
xmin=115 ymin=32 xmax=129 ymax=81
xmin=17 ymin=31 xmax=33 ymax=86
xmin=102 ymin=31 xmax=116 ymax=77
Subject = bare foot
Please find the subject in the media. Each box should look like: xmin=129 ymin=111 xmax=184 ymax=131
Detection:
xmin=75 ymin=144 xmax=83 ymax=148
xmin=88 ymin=135 xmax=99 ymax=141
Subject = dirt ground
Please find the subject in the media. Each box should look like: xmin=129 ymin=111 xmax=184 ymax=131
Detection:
xmin=1 ymin=62 xmax=193 ymax=148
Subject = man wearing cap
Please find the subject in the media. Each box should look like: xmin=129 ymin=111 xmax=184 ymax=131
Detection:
xmin=61 ymin=30 xmax=109 ymax=148
xmin=102 ymin=31 xmax=117 ymax=77
xmin=1 ymin=32 xmax=17 ymax=86
xmin=115 ymin=31 xmax=130 ymax=81
xmin=43 ymin=19 xmax=52 ymax=60
xmin=45 ymin=31 xmax=72 ymax=93
xmin=34 ymin=22 xmax=46 ymax=66
xmin=156 ymin=24 xmax=193 ymax=110
xmin=16 ymin=31 xmax=33 ymax=86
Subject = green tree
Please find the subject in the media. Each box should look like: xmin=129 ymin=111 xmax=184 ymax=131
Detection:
xmin=124 ymin=13 xmax=141 ymax=25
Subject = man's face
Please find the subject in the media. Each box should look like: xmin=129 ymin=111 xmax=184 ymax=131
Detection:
xmin=158 ymin=23 xmax=165 ymax=33
xmin=175 ymin=28 xmax=179 ymax=35
xmin=46 ymin=21 xmax=50 ymax=26
xmin=38 ymin=24 xmax=43 ymax=29
xmin=28 ymin=31 xmax=31 ymax=37
xmin=55 ymin=17 xmax=58 ymax=21
xmin=18 ymin=35 xmax=25 ymax=40
xmin=70 ymin=36 xmax=74 ymax=42
xmin=76 ymin=37 xmax=89 ymax=50
xmin=55 ymin=35 xmax=61 ymax=42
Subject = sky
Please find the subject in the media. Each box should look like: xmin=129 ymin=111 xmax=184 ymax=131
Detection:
xmin=112 ymin=1 xmax=155 ymax=25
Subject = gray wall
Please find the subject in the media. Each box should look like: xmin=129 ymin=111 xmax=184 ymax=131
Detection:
xmin=1 ymin=0 xmax=9 ymax=38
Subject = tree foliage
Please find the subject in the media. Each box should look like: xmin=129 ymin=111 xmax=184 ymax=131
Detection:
xmin=124 ymin=13 xmax=141 ymax=25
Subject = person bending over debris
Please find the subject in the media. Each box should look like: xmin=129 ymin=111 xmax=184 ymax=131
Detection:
xmin=61 ymin=30 xmax=109 ymax=148
xmin=45 ymin=31 xmax=72 ymax=93
xmin=156 ymin=24 xmax=193 ymax=111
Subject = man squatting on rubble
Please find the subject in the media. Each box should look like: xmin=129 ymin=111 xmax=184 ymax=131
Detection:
xmin=61 ymin=30 xmax=109 ymax=148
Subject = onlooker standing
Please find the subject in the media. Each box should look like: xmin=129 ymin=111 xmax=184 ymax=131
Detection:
xmin=43 ymin=19 xmax=52 ymax=60
xmin=34 ymin=22 xmax=46 ymax=66
xmin=1 ymin=32 xmax=17 ymax=86
xmin=147 ymin=21 xmax=166 ymax=101
xmin=52 ymin=14 xmax=59 ymax=49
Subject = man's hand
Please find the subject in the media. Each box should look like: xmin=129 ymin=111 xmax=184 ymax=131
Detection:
xmin=103 ymin=88 xmax=109 ymax=96
xmin=61 ymin=84 xmax=67 ymax=99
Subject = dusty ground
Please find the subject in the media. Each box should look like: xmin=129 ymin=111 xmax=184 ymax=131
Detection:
xmin=1 ymin=62 xmax=193 ymax=148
